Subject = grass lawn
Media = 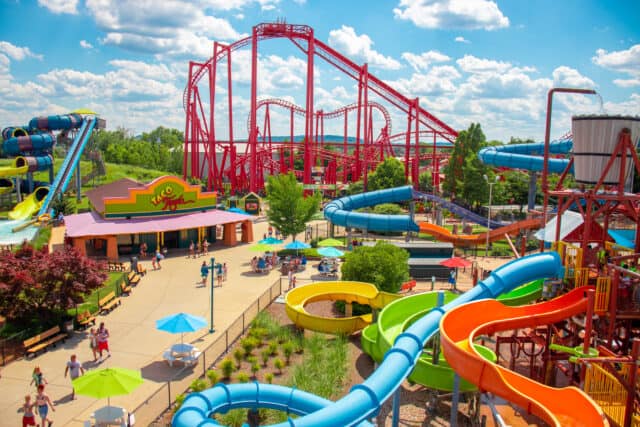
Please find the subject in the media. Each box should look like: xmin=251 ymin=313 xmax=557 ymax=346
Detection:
xmin=67 ymin=271 xmax=126 ymax=317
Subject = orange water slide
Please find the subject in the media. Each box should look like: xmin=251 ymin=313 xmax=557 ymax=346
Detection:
xmin=440 ymin=287 xmax=608 ymax=427
xmin=418 ymin=218 xmax=542 ymax=246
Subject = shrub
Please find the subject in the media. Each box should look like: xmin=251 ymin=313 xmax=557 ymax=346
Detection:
xmin=190 ymin=378 xmax=208 ymax=392
xmin=216 ymin=408 xmax=246 ymax=427
xmin=274 ymin=358 xmax=284 ymax=375
xmin=268 ymin=341 xmax=279 ymax=356
xmin=221 ymin=358 xmax=235 ymax=380
xmin=282 ymin=341 xmax=294 ymax=365
xmin=265 ymin=373 xmax=274 ymax=384
xmin=233 ymin=348 xmax=245 ymax=369
xmin=248 ymin=327 xmax=268 ymax=343
xmin=236 ymin=371 xmax=250 ymax=383
xmin=247 ymin=355 xmax=258 ymax=366
xmin=251 ymin=362 xmax=260 ymax=378
xmin=206 ymin=369 xmax=219 ymax=386
xmin=173 ymin=394 xmax=186 ymax=413
xmin=261 ymin=349 xmax=271 ymax=367
xmin=241 ymin=337 xmax=258 ymax=356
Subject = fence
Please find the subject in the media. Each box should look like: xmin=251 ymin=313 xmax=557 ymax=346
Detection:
xmin=0 ymin=330 xmax=28 ymax=366
xmin=132 ymin=278 xmax=283 ymax=425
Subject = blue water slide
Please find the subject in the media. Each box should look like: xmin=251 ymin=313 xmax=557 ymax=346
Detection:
xmin=2 ymin=133 xmax=56 ymax=156
xmin=38 ymin=117 xmax=96 ymax=215
xmin=173 ymin=252 xmax=563 ymax=426
xmin=28 ymin=113 xmax=83 ymax=132
xmin=478 ymin=139 xmax=573 ymax=174
xmin=323 ymin=186 xmax=419 ymax=232
xmin=412 ymin=190 xmax=506 ymax=229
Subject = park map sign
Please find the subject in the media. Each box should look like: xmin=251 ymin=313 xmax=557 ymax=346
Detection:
xmin=103 ymin=176 xmax=217 ymax=218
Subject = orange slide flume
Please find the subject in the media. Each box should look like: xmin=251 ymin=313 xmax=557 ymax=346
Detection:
xmin=440 ymin=287 xmax=608 ymax=427
xmin=419 ymin=218 xmax=542 ymax=246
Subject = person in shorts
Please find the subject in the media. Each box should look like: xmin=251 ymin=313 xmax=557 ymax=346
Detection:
xmin=64 ymin=354 xmax=85 ymax=399
xmin=200 ymin=261 xmax=209 ymax=285
xmin=35 ymin=385 xmax=54 ymax=427
xmin=22 ymin=395 xmax=36 ymax=427
xmin=96 ymin=323 xmax=111 ymax=360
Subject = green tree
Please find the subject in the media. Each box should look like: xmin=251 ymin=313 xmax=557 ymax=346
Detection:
xmin=265 ymin=173 xmax=321 ymax=241
xmin=367 ymin=157 xmax=406 ymax=191
xmin=372 ymin=203 xmax=403 ymax=215
xmin=50 ymin=195 xmax=75 ymax=216
xmin=442 ymin=123 xmax=490 ymax=200
xmin=346 ymin=181 xmax=364 ymax=195
xmin=340 ymin=241 xmax=410 ymax=293
xmin=418 ymin=171 xmax=432 ymax=193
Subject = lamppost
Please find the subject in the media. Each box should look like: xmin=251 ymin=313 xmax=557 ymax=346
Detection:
xmin=484 ymin=174 xmax=498 ymax=257
xmin=209 ymin=257 xmax=215 ymax=333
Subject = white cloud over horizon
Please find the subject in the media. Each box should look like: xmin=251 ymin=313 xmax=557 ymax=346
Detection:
xmin=393 ymin=0 xmax=509 ymax=31
xmin=328 ymin=26 xmax=402 ymax=70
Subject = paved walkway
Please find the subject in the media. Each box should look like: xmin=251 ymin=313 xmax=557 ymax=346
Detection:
xmin=0 ymin=216 xmax=514 ymax=427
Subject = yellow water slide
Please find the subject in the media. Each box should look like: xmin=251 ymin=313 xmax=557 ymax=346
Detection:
xmin=284 ymin=281 xmax=402 ymax=334
xmin=8 ymin=187 xmax=49 ymax=220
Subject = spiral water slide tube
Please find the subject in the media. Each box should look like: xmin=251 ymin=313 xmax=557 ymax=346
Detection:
xmin=440 ymin=286 xmax=608 ymax=426
xmin=173 ymin=252 xmax=563 ymax=426
xmin=478 ymin=138 xmax=573 ymax=173
xmin=418 ymin=218 xmax=542 ymax=246
xmin=323 ymin=185 xmax=420 ymax=232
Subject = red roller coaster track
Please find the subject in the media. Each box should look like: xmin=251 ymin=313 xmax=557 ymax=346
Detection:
xmin=183 ymin=22 xmax=458 ymax=194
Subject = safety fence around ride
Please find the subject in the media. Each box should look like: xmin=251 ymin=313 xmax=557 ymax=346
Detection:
xmin=133 ymin=278 xmax=283 ymax=426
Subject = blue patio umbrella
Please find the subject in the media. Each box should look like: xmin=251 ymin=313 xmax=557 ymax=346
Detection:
xmin=228 ymin=207 xmax=249 ymax=215
xmin=285 ymin=240 xmax=311 ymax=250
xmin=156 ymin=312 xmax=207 ymax=345
xmin=317 ymin=246 xmax=344 ymax=258
xmin=259 ymin=237 xmax=283 ymax=245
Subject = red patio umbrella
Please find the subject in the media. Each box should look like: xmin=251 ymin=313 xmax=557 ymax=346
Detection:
xmin=439 ymin=257 xmax=472 ymax=268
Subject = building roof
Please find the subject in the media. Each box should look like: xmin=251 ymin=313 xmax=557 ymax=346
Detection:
xmin=65 ymin=209 xmax=252 ymax=238
xmin=86 ymin=178 xmax=144 ymax=213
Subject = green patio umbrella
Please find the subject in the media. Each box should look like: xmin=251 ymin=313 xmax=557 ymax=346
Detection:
xmin=73 ymin=367 xmax=143 ymax=407
xmin=249 ymin=243 xmax=276 ymax=252
xmin=317 ymin=238 xmax=345 ymax=247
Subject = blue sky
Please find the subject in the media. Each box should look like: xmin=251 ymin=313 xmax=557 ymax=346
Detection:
xmin=0 ymin=0 xmax=638 ymax=142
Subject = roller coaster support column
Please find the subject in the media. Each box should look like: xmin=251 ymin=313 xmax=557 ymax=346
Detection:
xmin=413 ymin=98 xmax=420 ymax=188
xmin=363 ymin=64 xmax=370 ymax=190
xmin=527 ymin=171 xmax=537 ymax=211
xmin=540 ymin=87 xmax=597 ymax=252
xmin=249 ymin=27 xmax=259 ymax=192
xmin=303 ymin=28 xmax=315 ymax=190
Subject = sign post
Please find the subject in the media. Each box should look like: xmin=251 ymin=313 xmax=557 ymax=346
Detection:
xmin=209 ymin=257 xmax=215 ymax=333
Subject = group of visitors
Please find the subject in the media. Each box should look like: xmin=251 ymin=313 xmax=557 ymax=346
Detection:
xmin=200 ymin=261 xmax=227 ymax=286
xmin=22 ymin=323 xmax=112 ymax=427
xmin=251 ymin=256 xmax=272 ymax=273
xmin=188 ymin=239 xmax=210 ymax=259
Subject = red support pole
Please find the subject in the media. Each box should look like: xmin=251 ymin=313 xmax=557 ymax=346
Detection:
xmin=289 ymin=108 xmax=294 ymax=170
xmin=413 ymin=98 xmax=420 ymax=187
xmin=343 ymin=110 xmax=348 ymax=183
xmin=303 ymin=31 xmax=315 ymax=188
xmin=355 ymin=72 xmax=363 ymax=183
xmin=183 ymin=62 xmax=194 ymax=181
xmin=249 ymin=26 xmax=259 ymax=192
xmin=207 ymin=59 xmax=215 ymax=191
xmin=404 ymin=105 xmax=412 ymax=183
xmin=227 ymin=45 xmax=234 ymax=191
xmin=362 ymin=64 xmax=369 ymax=190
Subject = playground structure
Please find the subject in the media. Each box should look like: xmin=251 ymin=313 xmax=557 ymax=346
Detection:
xmin=183 ymin=22 xmax=458 ymax=195
xmin=0 ymin=113 xmax=103 ymax=228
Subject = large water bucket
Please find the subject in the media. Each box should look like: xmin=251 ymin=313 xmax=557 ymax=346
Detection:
xmin=572 ymin=115 xmax=640 ymax=190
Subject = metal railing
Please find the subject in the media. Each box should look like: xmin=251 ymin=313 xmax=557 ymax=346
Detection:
xmin=132 ymin=278 xmax=283 ymax=425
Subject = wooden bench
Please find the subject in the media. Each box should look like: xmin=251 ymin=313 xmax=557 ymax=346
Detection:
xmin=135 ymin=263 xmax=147 ymax=276
xmin=76 ymin=310 xmax=96 ymax=329
xmin=400 ymin=280 xmax=417 ymax=293
xmin=107 ymin=261 xmax=125 ymax=272
xmin=23 ymin=326 xmax=67 ymax=358
xmin=126 ymin=271 xmax=141 ymax=286
xmin=99 ymin=291 xmax=121 ymax=314
xmin=120 ymin=280 xmax=132 ymax=296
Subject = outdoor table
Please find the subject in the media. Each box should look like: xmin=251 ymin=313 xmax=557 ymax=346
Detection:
xmin=171 ymin=343 xmax=194 ymax=357
xmin=92 ymin=405 xmax=126 ymax=426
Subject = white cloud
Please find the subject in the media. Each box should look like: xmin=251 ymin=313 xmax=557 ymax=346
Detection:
xmin=0 ymin=41 xmax=43 ymax=61
xmin=85 ymin=0 xmax=243 ymax=60
xmin=80 ymin=40 xmax=94 ymax=49
xmin=456 ymin=54 xmax=511 ymax=74
xmin=393 ymin=0 xmax=509 ymax=31
xmin=592 ymin=44 xmax=640 ymax=77
xmin=234 ymin=13 xmax=245 ymax=19
xmin=552 ymin=66 xmax=596 ymax=89
xmin=389 ymin=65 xmax=461 ymax=97
xmin=38 ymin=0 xmax=79 ymax=14
xmin=613 ymin=78 xmax=640 ymax=88
xmin=454 ymin=36 xmax=470 ymax=43
xmin=328 ymin=26 xmax=401 ymax=70
xmin=401 ymin=50 xmax=450 ymax=72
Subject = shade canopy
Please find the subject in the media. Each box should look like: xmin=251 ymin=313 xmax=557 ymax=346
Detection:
xmin=285 ymin=240 xmax=311 ymax=250
xmin=439 ymin=257 xmax=472 ymax=268
xmin=317 ymin=238 xmax=345 ymax=247
xmin=317 ymin=247 xmax=344 ymax=258
xmin=72 ymin=367 xmax=143 ymax=399
xmin=228 ymin=207 xmax=249 ymax=215
xmin=156 ymin=312 xmax=207 ymax=334
xmin=249 ymin=243 xmax=276 ymax=252
xmin=258 ymin=237 xmax=283 ymax=245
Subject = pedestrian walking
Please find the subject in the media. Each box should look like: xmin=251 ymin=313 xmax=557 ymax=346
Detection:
xmin=189 ymin=241 xmax=195 ymax=258
xmin=292 ymin=275 xmax=297 ymax=289
xmin=96 ymin=322 xmax=111 ymax=360
xmin=88 ymin=328 xmax=98 ymax=362
xmin=287 ymin=269 xmax=293 ymax=290
xmin=222 ymin=262 xmax=228 ymax=281
xmin=30 ymin=366 xmax=46 ymax=388
xmin=64 ymin=354 xmax=85 ymax=399
xmin=139 ymin=242 xmax=147 ymax=258
xmin=202 ymin=239 xmax=210 ymax=255
xmin=200 ymin=261 xmax=209 ymax=285
xmin=22 ymin=395 xmax=36 ymax=427
xmin=216 ymin=263 xmax=223 ymax=287
xmin=35 ymin=385 xmax=54 ymax=427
